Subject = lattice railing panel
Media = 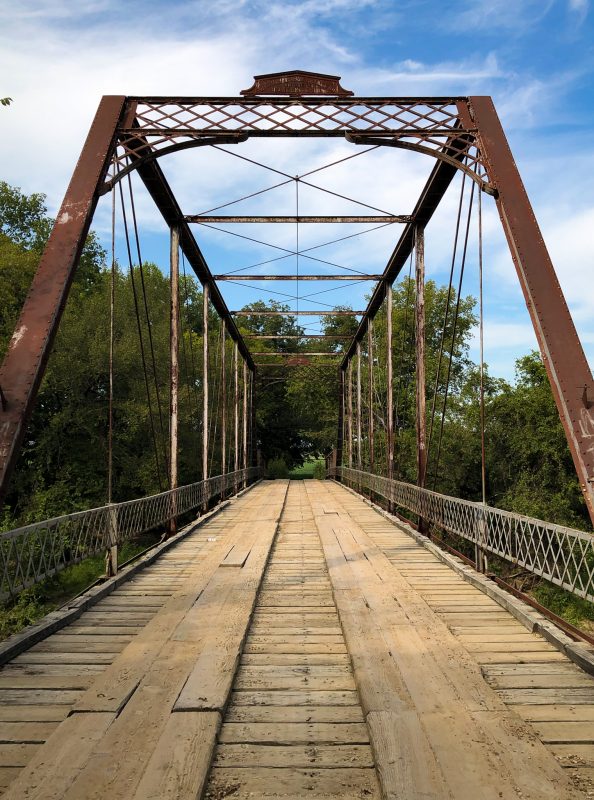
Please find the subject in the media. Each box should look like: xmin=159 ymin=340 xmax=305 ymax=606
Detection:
xmin=330 ymin=467 xmax=594 ymax=603
xmin=0 ymin=468 xmax=258 ymax=600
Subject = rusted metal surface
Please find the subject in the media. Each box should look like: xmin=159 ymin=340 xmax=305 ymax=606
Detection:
xmin=202 ymin=282 xmax=210 ymax=482
xmin=168 ymin=225 xmax=180 ymax=536
xmin=415 ymin=226 xmax=427 ymax=489
xmin=241 ymin=70 xmax=354 ymax=98
xmin=0 ymin=95 xmax=126 ymax=504
xmin=469 ymin=96 xmax=594 ymax=525
xmin=214 ymin=275 xmax=383 ymax=281
xmin=244 ymin=334 xmax=351 ymax=339
xmin=356 ymin=342 xmax=362 ymax=471
xmin=188 ymin=215 xmax=409 ymax=224
xmin=386 ymin=285 xmax=394 ymax=483
xmin=255 ymin=352 xmax=341 ymax=357
xmin=231 ymin=310 xmax=364 ymax=316
xmin=368 ymin=320 xmax=374 ymax=474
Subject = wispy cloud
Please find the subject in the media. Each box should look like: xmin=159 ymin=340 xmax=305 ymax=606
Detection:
xmin=449 ymin=0 xmax=555 ymax=31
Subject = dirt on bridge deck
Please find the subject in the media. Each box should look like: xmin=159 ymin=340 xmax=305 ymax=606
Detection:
xmin=0 ymin=479 xmax=593 ymax=799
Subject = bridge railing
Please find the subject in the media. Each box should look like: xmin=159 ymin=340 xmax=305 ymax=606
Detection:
xmin=0 ymin=467 xmax=259 ymax=601
xmin=330 ymin=466 xmax=594 ymax=604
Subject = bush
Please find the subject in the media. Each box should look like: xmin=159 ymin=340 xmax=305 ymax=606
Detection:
xmin=313 ymin=461 xmax=326 ymax=480
xmin=267 ymin=458 xmax=289 ymax=479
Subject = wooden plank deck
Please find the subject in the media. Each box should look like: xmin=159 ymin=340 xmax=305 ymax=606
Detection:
xmin=0 ymin=479 xmax=593 ymax=798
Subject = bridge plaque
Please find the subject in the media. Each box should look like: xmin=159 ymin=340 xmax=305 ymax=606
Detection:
xmin=241 ymin=70 xmax=354 ymax=97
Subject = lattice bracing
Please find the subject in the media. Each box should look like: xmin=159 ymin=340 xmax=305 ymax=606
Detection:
xmin=0 ymin=468 xmax=258 ymax=600
xmin=108 ymin=97 xmax=488 ymax=191
xmin=332 ymin=467 xmax=594 ymax=603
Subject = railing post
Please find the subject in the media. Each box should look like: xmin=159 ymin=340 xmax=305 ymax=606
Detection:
xmin=415 ymin=225 xmax=428 ymax=534
xmin=202 ymin=281 xmax=209 ymax=510
xmin=169 ymin=225 xmax=180 ymax=536
xmin=386 ymin=283 xmax=394 ymax=510
xmin=105 ymin=503 xmax=118 ymax=577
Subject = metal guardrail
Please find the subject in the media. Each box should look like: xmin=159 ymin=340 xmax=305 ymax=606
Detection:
xmin=0 ymin=468 xmax=259 ymax=600
xmin=330 ymin=466 xmax=594 ymax=604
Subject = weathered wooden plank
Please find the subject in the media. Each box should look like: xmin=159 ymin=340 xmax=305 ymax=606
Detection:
xmin=206 ymin=767 xmax=380 ymax=798
xmin=0 ymin=744 xmax=39 ymax=767
xmin=214 ymin=743 xmax=374 ymax=768
xmin=0 ymin=713 xmax=115 ymax=800
xmin=532 ymin=721 xmax=594 ymax=743
xmin=0 ymin=721 xmax=58 ymax=743
xmin=224 ymin=705 xmax=364 ymax=723
xmin=0 ymin=706 xmax=68 ymax=723
xmin=0 ymin=690 xmax=81 ymax=705
xmin=131 ymin=712 xmax=220 ymax=800
xmin=367 ymin=710 xmax=450 ymax=800
xmin=218 ymin=722 xmax=369 ymax=745
xmin=230 ymin=689 xmax=359 ymax=707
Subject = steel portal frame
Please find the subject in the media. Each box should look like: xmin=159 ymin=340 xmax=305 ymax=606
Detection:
xmin=0 ymin=71 xmax=593 ymax=526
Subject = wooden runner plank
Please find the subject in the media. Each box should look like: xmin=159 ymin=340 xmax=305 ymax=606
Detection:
xmin=310 ymin=481 xmax=581 ymax=800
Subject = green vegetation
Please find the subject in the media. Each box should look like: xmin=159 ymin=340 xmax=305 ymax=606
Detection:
xmin=0 ymin=533 xmax=159 ymax=640
xmin=267 ymin=458 xmax=289 ymax=479
xmin=289 ymin=458 xmax=325 ymax=479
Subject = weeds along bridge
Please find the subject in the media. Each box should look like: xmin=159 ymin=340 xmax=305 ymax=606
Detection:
xmin=1 ymin=72 xmax=594 ymax=798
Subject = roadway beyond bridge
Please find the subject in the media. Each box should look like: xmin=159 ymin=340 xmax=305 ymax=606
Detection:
xmin=0 ymin=480 xmax=593 ymax=799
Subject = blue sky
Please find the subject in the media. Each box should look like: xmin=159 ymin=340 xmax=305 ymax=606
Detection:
xmin=1 ymin=0 xmax=593 ymax=379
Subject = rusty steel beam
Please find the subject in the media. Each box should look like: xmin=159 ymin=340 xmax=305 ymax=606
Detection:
xmin=255 ymin=352 xmax=341 ymax=357
xmin=214 ymin=275 xmax=382 ymax=281
xmin=0 ymin=95 xmax=127 ymax=504
xmin=244 ymin=334 xmax=351 ymax=339
xmin=253 ymin=362 xmax=338 ymax=367
xmin=337 ymin=367 xmax=345 ymax=472
xmin=469 ymin=96 xmax=594 ymax=523
xmin=188 ymin=215 xmax=410 ymax=224
xmin=169 ymin=225 xmax=180 ymax=536
xmin=202 ymin=282 xmax=210 ymax=483
xmin=368 ymin=319 xmax=374 ymax=474
xmin=231 ymin=310 xmax=363 ymax=316
xmin=386 ymin=285 xmax=394 ymax=484
xmin=415 ymin=226 xmax=427 ymax=491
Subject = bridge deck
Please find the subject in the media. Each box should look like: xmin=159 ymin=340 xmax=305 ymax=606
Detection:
xmin=1 ymin=480 xmax=593 ymax=798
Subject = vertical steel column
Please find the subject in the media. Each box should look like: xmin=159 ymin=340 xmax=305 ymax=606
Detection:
xmin=415 ymin=226 xmax=427 ymax=490
xmin=356 ymin=341 xmax=362 ymax=490
xmin=386 ymin=284 xmax=394 ymax=486
xmin=368 ymin=319 xmax=375 ymax=475
xmin=234 ymin=342 xmax=239 ymax=493
xmin=415 ymin=226 xmax=427 ymax=533
xmin=243 ymin=360 xmax=248 ymax=487
xmin=347 ymin=359 xmax=353 ymax=471
xmin=106 ymin=195 xmax=118 ymax=578
xmin=202 ymin=282 xmax=210 ymax=492
xmin=0 ymin=96 xmax=127 ymax=504
xmin=221 ymin=320 xmax=227 ymax=485
xmin=336 ymin=367 xmax=345 ymax=479
xmin=169 ymin=225 xmax=180 ymax=535
xmin=469 ymin=96 xmax=594 ymax=524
